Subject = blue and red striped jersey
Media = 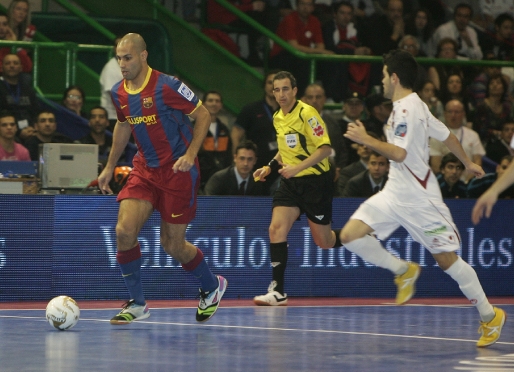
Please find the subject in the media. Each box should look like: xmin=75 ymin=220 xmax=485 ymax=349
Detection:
xmin=111 ymin=68 xmax=201 ymax=167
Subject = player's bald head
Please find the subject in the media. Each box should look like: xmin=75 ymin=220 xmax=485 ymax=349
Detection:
xmin=119 ymin=33 xmax=147 ymax=53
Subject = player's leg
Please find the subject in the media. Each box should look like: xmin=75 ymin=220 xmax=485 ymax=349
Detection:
xmin=161 ymin=221 xmax=227 ymax=322
xmin=309 ymin=222 xmax=338 ymax=249
xmin=432 ymin=251 xmax=506 ymax=347
xmin=339 ymin=201 xmax=417 ymax=304
xmin=254 ymin=206 xmax=299 ymax=306
xmin=110 ymin=198 xmax=154 ymax=324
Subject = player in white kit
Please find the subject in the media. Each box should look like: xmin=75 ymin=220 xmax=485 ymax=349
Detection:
xmin=338 ymin=49 xmax=506 ymax=348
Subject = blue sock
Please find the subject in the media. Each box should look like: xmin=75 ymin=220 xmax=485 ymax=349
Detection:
xmin=117 ymin=245 xmax=145 ymax=306
xmin=182 ymin=248 xmax=218 ymax=293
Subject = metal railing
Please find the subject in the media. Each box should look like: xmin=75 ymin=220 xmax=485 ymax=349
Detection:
xmin=0 ymin=40 xmax=112 ymax=102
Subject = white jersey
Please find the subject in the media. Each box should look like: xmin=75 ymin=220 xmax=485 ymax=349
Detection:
xmin=100 ymin=57 xmax=123 ymax=120
xmin=382 ymin=93 xmax=450 ymax=204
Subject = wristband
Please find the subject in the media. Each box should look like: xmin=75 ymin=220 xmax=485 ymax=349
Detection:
xmin=268 ymin=159 xmax=280 ymax=172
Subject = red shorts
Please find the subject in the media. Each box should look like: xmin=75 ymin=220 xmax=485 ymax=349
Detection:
xmin=117 ymin=155 xmax=200 ymax=224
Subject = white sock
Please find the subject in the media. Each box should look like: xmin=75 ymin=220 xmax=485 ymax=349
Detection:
xmin=444 ymin=256 xmax=495 ymax=322
xmin=344 ymin=234 xmax=408 ymax=275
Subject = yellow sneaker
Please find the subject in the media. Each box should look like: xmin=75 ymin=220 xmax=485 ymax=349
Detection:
xmin=394 ymin=262 xmax=420 ymax=305
xmin=477 ymin=307 xmax=506 ymax=347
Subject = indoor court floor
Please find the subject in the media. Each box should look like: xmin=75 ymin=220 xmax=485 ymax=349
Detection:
xmin=0 ymin=298 xmax=513 ymax=372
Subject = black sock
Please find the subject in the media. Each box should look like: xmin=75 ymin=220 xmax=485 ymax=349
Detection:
xmin=333 ymin=229 xmax=342 ymax=248
xmin=270 ymin=242 xmax=288 ymax=295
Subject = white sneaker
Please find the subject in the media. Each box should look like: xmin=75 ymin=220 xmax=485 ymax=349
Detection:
xmin=253 ymin=281 xmax=288 ymax=306
xmin=110 ymin=300 xmax=150 ymax=325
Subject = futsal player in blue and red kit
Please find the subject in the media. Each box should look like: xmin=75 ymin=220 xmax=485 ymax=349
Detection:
xmin=97 ymin=33 xmax=227 ymax=324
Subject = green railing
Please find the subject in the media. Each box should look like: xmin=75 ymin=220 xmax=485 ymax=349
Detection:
xmin=0 ymin=40 xmax=112 ymax=103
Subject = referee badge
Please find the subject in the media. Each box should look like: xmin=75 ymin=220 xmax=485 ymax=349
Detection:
xmin=285 ymin=134 xmax=297 ymax=148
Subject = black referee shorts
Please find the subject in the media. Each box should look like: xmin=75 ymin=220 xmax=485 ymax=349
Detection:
xmin=272 ymin=171 xmax=333 ymax=225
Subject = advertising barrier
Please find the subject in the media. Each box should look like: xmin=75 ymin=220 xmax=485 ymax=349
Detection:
xmin=0 ymin=195 xmax=512 ymax=301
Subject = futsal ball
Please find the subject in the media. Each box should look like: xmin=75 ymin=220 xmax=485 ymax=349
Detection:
xmin=46 ymin=296 xmax=80 ymax=331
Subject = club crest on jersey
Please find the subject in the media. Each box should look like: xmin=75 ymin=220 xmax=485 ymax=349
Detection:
xmin=394 ymin=122 xmax=407 ymax=137
xmin=285 ymin=134 xmax=298 ymax=148
xmin=178 ymin=83 xmax=194 ymax=101
xmin=142 ymin=96 xmax=153 ymax=109
xmin=308 ymin=117 xmax=324 ymax=137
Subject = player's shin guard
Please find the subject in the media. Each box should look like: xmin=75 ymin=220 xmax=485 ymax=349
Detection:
xmin=270 ymin=242 xmax=288 ymax=295
xmin=444 ymin=256 xmax=495 ymax=322
xmin=117 ymin=244 xmax=145 ymax=306
xmin=344 ymin=234 xmax=407 ymax=275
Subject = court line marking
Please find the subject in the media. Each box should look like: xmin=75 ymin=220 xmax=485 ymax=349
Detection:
xmin=2 ymin=314 xmax=513 ymax=346
xmin=2 ymin=303 xmax=512 ymax=311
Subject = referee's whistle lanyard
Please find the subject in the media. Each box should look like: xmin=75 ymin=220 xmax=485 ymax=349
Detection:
xmin=4 ymin=80 xmax=20 ymax=104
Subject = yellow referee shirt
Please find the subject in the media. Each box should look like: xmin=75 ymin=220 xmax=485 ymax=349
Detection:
xmin=273 ymin=100 xmax=331 ymax=177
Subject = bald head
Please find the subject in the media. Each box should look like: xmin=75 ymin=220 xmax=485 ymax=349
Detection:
xmin=119 ymin=33 xmax=147 ymax=53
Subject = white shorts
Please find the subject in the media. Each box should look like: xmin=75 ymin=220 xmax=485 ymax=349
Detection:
xmin=351 ymin=192 xmax=461 ymax=254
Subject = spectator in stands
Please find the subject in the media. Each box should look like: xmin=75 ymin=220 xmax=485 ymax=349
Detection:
xmin=427 ymin=38 xmax=463 ymax=91
xmin=269 ymin=0 xmax=334 ymax=95
xmin=0 ymin=110 xmax=30 ymax=161
xmin=349 ymin=0 xmax=375 ymax=28
xmin=468 ymin=57 xmax=504 ymax=108
xmin=7 ymin=0 xmax=35 ymax=42
xmin=24 ymin=110 xmax=73 ymax=161
xmin=358 ymin=0 xmax=405 ymax=87
xmin=79 ymin=106 xmax=113 ymax=163
xmin=363 ymin=93 xmax=390 ymax=138
xmin=0 ymin=53 xmax=38 ymax=142
xmin=428 ymin=3 xmax=483 ymax=60
xmin=0 ymin=11 xmax=32 ymax=73
xmin=341 ymin=150 xmax=389 ymax=197
xmin=100 ymin=37 xmax=123 ymax=131
xmin=473 ymin=2 xmax=514 ymax=33
xmin=321 ymin=1 xmax=371 ymax=102
xmin=418 ymin=80 xmax=444 ymax=120
xmin=336 ymin=132 xmax=379 ymax=196
xmin=430 ymin=99 xmax=485 ymax=182
xmin=302 ymin=83 xmax=347 ymax=182
xmin=205 ymin=0 xmax=267 ymax=66
xmin=468 ymin=154 xmax=514 ymax=198
xmin=197 ymin=90 xmax=232 ymax=191
xmin=62 ymin=85 xmax=87 ymax=118
xmin=481 ymin=13 xmax=514 ymax=62
xmin=485 ymin=121 xmax=514 ymax=164
xmin=473 ymin=72 xmax=514 ymax=143
xmin=340 ymin=91 xmax=367 ymax=165
xmin=359 ymin=0 xmax=405 ymax=57
xmin=436 ymin=153 xmax=468 ymax=198
xmin=439 ymin=73 xmax=474 ymax=123
xmin=204 ymin=140 xmax=264 ymax=196
xmin=231 ymin=70 xmax=280 ymax=193
xmin=404 ymin=8 xmax=435 ymax=57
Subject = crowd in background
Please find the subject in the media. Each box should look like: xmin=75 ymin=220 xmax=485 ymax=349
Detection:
xmin=1 ymin=0 xmax=514 ymax=200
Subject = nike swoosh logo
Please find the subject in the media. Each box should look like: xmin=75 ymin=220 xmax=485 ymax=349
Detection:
xmin=122 ymin=273 xmax=132 ymax=277
xmin=273 ymin=295 xmax=287 ymax=302
xmin=171 ymin=213 xmax=183 ymax=218
xmin=121 ymin=104 xmax=127 ymax=109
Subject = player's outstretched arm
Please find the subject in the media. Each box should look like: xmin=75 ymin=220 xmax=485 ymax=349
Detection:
xmin=472 ymin=159 xmax=514 ymax=224
xmin=443 ymin=133 xmax=484 ymax=178
xmin=98 ymin=120 xmax=131 ymax=194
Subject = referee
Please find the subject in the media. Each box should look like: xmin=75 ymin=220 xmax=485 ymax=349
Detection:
xmin=253 ymin=71 xmax=342 ymax=306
